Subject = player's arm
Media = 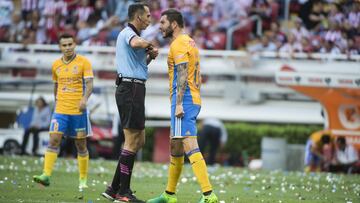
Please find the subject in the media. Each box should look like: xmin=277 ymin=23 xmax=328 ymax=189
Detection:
xmin=79 ymin=78 xmax=93 ymax=111
xmin=53 ymin=83 xmax=58 ymax=101
xmin=175 ymin=63 xmax=188 ymax=117
xmin=130 ymin=36 xmax=152 ymax=49
xmin=311 ymin=145 xmax=324 ymax=159
xmin=84 ymin=78 xmax=93 ymax=99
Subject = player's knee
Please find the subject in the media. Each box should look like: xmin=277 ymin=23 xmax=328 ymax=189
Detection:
xmin=130 ymin=137 xmax=144 ymax=151
xmin=182 ymin=138 xmax=199 ymax=152
xmin=137 ymin=137 xmax=145 ymax=149
xmin=49 ymin=139 xmax=61 ymax=148
xmin=75 ymin=140 xmax=87 ymax=152
xmin=170 ymin=140 xmax=184 ymax=155
xmin=76 ymin=144 xmax=87 ymax=153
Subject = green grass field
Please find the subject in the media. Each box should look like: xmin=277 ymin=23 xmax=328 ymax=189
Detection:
xmin=0 ymin=156 xmax=359 ymax=203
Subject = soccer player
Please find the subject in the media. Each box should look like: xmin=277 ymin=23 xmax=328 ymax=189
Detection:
xmin=147 ymin=9 xmax=218 ymax=203
xmin=304 ymin=130 xmax=333 ymax=172
xmin=101 ymin=3 xmax=158 ymax=203
xmin=33 ymin=33 xmax=94 ymax=191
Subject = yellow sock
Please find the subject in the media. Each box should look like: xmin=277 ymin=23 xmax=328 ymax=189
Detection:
xmin=77 ymin=154 xmax=89 ymax=179
xmin=189 ymin=152 xmax=212 ymax=193
xmin=166 ymin=155 xmax=184 ymax=193
xmin=43 ymin=151 xmax=58 ymax=176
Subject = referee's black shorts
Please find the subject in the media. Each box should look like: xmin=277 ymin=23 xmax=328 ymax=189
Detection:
xmin=115 ymin=80 xmax=146 ymax=130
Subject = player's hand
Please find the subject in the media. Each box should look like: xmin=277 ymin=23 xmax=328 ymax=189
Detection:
xmin=175 ymin=104 xmax=184 ymax=118
xmin=148 ymin=47 xmax=159 ymax=59
xmin=79 ymin=98 xmax=87 ymax=112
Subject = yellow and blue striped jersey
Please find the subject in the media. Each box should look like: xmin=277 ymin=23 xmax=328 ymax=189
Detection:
xmin=167 ymin=34 xmax=201 ymax=105
xmin=52 ymin=54 xmax=94 ymax=115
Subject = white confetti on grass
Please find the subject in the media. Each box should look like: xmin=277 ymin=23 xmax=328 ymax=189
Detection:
xmin=181 ymin=177 xmax=187 ymax=183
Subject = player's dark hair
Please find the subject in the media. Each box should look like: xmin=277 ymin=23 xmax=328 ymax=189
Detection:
xmin=36 ymin=96 xmax=48 ymax=107
xmin=337 ymin=136 xmax=346 ymax=145
xmin=321 ymin=134 xmax=331 ymax=144
xmin=161 ymin=8 xmax=184 ymax=28
xmin=58 ymin=33 xmax=74 ymax=43
xmin=128 ymin=3 xmax=148 ymax=21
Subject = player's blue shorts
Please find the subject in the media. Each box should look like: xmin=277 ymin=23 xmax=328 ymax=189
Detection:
xmin=49 ymin=112 xmax=92 ymax=138
xmin=170 ymin=104 xmax=201 ymax=138
xmin=304 ymin=139 xmax=320 ymax=166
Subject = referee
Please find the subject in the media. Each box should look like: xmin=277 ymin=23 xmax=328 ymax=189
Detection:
xmin=102 ymin=3 xmax=158 ymax=203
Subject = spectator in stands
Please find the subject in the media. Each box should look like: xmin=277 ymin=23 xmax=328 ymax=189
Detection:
xmin=346 ymin=38 xmax=360 ymax=55
xmin=279 ymin=33 xmax=303 ymax=53
xmin=106 ymin=16 xmax=123 ymax=46
xmin=260 ymin=35 xmax=277 ymax=51
xmin=114 ymin=0 xmax=134 ymax=24
xmin=290 ymin=17 xmax=310 ymax=43
xmin=182 ymin=2 xmax=202 ymax=31
xmin=328 ymin=3 xmax=345 ymax=25
xmin=0 ymin=0 xmax=13 ymax=28
xmin=324 ymin=22 xmax=342 ymax=44
xmin=42 ymin=0 xmax=68 ymax=43
xmin=247 ymin=35 xmax=277 ymax=52
xmin=330 ymin=136 xmax=359 ymax=174
xmin=64 ymin=0 xmax=79 ymax=23
xmin=304 ymin=130 xmax=333 ymax=172
xmin=1 ymin=0 xmax=360 ymax=54
xmin=21 ymin=0 xmax=38 ymax=21
xmin=28 ymin=11 xmax=46 ymax=44
xmin=347 ymin=2 xmax=360 ymax=30
xmin=75 ymin=0 xmax=94 ymax=26
xmin=94 ymin=0 xmax=108 ymax=22
xmin=105 ymin=0 xmax=117 ymax=16
xmin=9 ymin=12 xmax=25 ymax=43
xmin=250 ymin=0 xmax=272 ymax=31
xmin=20 ymin=97 xmax=51 ymax=156
xmin=0 ymin=0 xmax=14 ymax=42
xmin=141 ymin=17 xmax=160 ymax=45
xmin=300 ymin=37 xmax=313 ymax=53
xmin=304 ymin=0 xmax=326 ymax=31
xmin=77 ymin=13 xmax=99 ymax=44
xmin=149 ymin=0 xmax=162 ymax=21
xmin=198 ymin=118 xmax=228 ymax=165
xmin=192 ymin=26 xmax=206 ymax=49
xmin=319 ymin=40 xmax=341 ymax=54
xmin=212 ymin=0 xmax=244 ymax=31
xmin=266 ymin=22 xmax=286 ymax=50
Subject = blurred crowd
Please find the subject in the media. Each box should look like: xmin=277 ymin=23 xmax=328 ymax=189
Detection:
xmin=0 ymin=0 xmax=359 ymax=54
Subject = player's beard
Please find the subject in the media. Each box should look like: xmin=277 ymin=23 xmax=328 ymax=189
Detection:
xmin=162 ymin=26 xmax=174 ymax=39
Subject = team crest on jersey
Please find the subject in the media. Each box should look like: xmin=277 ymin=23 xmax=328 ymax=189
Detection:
xmin=72 ymin=66 xmax=79 ymax=74
xmin=185 ymin=131 xmax=191 ymax=135
xmin=189 ymin=40 xmax=196 ymax=48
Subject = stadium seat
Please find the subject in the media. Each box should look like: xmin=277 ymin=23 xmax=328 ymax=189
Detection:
xmin=16 ymin=106 xmax=34 ymax=130
xmin=97 ymin=70 xmax=117 ymax=80
xmin=12 ymin=68 xmax=37 ymax=78
xmin=232 ymin=21 xmax=253 ymax=49
xmin=207 ymin=32 xmax=226 ymax=50
xmin=355 ymin=36 xmax=360 ymax=48
xmin=152 ymin=127 xmax=170 ymax=163
xmin=0 ymin=28 xmax=7 ymax=41
xmin=270 ymin=2 xmax=280 ymax=22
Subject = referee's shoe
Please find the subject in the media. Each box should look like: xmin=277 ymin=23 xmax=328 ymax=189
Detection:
xmin=114 ymin=189 xmax=145 ymax=203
